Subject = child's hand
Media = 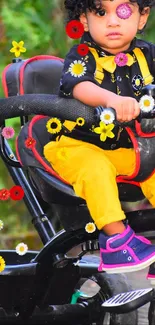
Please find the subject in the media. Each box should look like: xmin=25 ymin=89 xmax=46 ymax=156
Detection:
xmin=107 ymin=94 xmax=140 ymax=122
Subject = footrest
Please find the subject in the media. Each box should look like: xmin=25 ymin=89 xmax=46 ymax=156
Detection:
xmin=102 ymin=288 xmax=155 ymax=313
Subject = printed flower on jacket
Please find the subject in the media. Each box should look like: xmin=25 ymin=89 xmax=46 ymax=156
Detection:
xmin=0 ymin=256 xmax=5 ymax=273
xmin=46 ymin=118 xmax=62 ymax=134
xmin=10 ymin=41 xmax=26 ymax=58
xmin=85 ymin=222 xmax=96 ymax=233
xmin=68 ymin=60 xmax=87 ymax=78
xmin=139 ymin=95 xmax=154 ymax=112
xmin=93 ymin=122 xmax=115 ymax=142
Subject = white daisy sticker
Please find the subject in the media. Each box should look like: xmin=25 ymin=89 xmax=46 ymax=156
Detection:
xmin=139 ymin=95 xmax=154 ymax=113
xmin=0 ymin=220 xmax=4 ymax=230
xmin=68 ymin=60 xmax=87 ymax=78
xmin=100 ymin=109 xmax=115 ymax=124
xmin=16 ymin=242 xmax=28 ymax=256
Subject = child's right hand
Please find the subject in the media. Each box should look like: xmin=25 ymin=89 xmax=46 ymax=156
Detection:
xmin=107 ymin=94 xmax=140 ymax=123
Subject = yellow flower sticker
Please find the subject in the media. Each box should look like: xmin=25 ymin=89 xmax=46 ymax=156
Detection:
xmin=76 ymin=117 xmax=85 ymax=126
xmin=46 ymin=118 xmax=62 ymax=134
xmin=85 ymin=222 xmax=96 ymax=233
xmin=0 ymin=256 xmax=5 ymax=273
xmin=10 ymin=41 xmax=26 ymax=58
xmin=94 ymin=122 xmax=115 ymax=142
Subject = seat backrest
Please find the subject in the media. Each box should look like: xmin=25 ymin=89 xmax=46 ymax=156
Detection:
xmin=2 ymin=55 xmax=64 ymax=97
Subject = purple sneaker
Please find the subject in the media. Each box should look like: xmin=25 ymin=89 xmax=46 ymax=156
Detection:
xmin=98 ymin=225 xmax=155 ymax=273
xmin=147 ymin=263 xmax=155 ymax=285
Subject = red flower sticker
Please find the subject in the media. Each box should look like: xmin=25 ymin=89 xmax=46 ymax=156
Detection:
xmin=25 ymin=137 xmax=36 ymax=149
xmin=66 ymin=20 xmax=84 ymax=39
xmin=0 ymin=189 xmax=10 ymax=201
xmin=77 ymin=44 xmax=89 ymax=56
xmin=10 ymin=186 xmax=24 ymax=201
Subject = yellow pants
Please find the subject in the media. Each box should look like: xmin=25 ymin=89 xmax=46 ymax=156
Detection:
xmin=44 ymin=135 xmax=155 ymax=230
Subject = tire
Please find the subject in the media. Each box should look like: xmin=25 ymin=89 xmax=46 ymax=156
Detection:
xmin=78 ymin=255 xmax=138 ymax=325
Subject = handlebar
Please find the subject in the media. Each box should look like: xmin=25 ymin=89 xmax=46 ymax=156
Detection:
xmin=0 ymin=94 xmax=155 ymax=125
xmin=0 ymin=94 xmax=95 ymax=125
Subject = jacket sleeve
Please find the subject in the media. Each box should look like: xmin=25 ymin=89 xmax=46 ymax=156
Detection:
xmin=59 ymin=44 xmax=99 ymax=98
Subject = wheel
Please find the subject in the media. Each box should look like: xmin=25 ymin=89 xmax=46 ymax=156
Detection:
xmin=77 ymin=255 xmax=138 ymax=325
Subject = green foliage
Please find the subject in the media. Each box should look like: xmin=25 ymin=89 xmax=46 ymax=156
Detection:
xmin=0 ymin=1 xmax=155 ymax=247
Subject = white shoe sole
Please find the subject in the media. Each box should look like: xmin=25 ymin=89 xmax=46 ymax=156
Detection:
xmin=147 ymin=278 xmax=155 ymax=285
xmin=101 ymin=255 xmax=155 ymax=274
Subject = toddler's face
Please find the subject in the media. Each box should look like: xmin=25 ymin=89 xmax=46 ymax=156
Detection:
xmin=80 ymin=0 xmax=150 ymax=54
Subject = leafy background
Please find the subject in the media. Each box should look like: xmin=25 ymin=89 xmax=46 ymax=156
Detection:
xmin=0 ymin=0 xmax=154 ymax=249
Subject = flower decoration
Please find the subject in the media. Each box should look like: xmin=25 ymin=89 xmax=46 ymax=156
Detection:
xmin=25 ymin=137 xmax=36 ymax=149
xmin=46 ymin=118 xmax=62 ymax=134
xmin=10 ymin=41 xmax=26 ymax=58
xmin=76 ymin=117 xmax=85 ymax=126
xmin=132 ymin=74 xmax=144 ymax=91
xmin=93 ymin=122 xmax=115 ymax=142
xmin=100 ymin=109 xmax=115 ymax=124
xmin=16 ymin=242 xmax=28 ymax=256
xmin=139 ymin=95 xmax=154 ymax=112
xmin=56 ymin=148 xmax=69 ymax=161
xmin=0 ymin=220 xmax=4 ymax=230
xmin=116 ymin=3 xmax=132 ymax=19
xmin=66 ymin=20 xmax=84 ymax=39
xmin=85 ymin=222 xmax=96 ymax=233
xmin=1 ymin=127 xmax=15 ymax=139
xmin=77 ymin=44 xmax=89 ymax=56
xmin=114 ymin=53 xmax=128 ymax=67
xmin=68 ymin=60 xmax=87 ymax=78
xmin=0 ymin=256 xmax=5 ymax=273
xmin=0 ymin=189 xmax=10 ymax=201
xmin=10 ymin=186 xmax=24 ymax=201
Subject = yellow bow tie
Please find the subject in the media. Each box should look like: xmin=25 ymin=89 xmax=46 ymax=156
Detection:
xmin=96 ymin=53 xmax=135 ymax=74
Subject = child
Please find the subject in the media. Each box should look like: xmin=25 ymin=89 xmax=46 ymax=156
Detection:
xmin=44 ymin=0 xmax=155 ymax=274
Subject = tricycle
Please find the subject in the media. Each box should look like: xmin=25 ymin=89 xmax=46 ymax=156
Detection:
xmin=0 ymin=55 xmax=155 ymax=324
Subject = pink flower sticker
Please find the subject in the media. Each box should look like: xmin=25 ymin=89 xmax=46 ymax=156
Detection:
xmin=116 ymin=3 xmax=132 ymax=19
xmin=114 ymin=52 xmax=128 ymax=67
xmin=1 ymin=127 xmax=15 ymax=139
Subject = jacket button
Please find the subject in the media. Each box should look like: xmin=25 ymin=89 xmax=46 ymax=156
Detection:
xmin=117 ymin=76 xmax=122 ymax=82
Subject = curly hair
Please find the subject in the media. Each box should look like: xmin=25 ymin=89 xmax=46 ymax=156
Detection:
xmin=64 ymin=0 xmax=155 ymax=22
